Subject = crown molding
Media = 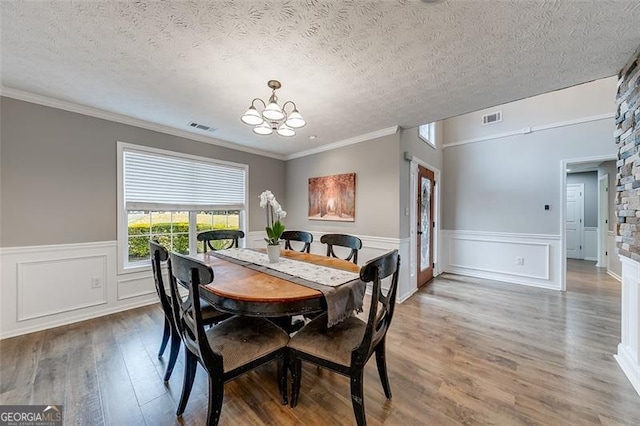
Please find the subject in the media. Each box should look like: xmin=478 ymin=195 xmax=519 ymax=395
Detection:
xmin=1 ymin=87 xmax=401 ymax=162
xmin=442 ymin=113 xmax=615 ymax=149
xmin=0 ymin=86 xmax=286 ymax=160
xmin=285 ymin=126 xmax=399 ymax=160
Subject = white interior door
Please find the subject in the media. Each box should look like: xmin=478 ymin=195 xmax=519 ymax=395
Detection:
xmin=566 ymin=183 xmax=584 ymax=259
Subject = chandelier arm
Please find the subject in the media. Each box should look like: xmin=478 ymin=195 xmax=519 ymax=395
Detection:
xmin=281 ymin=100 xmax=297 ymax=114
xmin=251 ymin=98 xmax=267 ymax=109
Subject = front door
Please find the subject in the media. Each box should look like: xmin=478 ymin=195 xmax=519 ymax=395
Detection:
xmin=417 ymin=165 xmax=435 ymax=287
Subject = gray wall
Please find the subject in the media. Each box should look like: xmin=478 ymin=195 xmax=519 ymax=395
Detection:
xmin=285 ymin=133 xmax=400 ymax=238
xmin=441 ymin=77 xmax=618 ymax=235
xmin=442 ymin=120 xmax=616 ymax=234
xmin=399 ymin=124 xmax=444 ymax=238
xmin=0 ymin=97 xmax=286 ymax=247
xmin=566 ymin=171 xmax=598 ymax=228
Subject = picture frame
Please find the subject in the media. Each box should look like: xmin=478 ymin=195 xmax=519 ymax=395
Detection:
xmin=308 ymin=173 xmax=356 ymax=222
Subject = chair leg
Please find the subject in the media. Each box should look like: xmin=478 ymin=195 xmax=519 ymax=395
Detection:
xmin=163 ymin=332 xmax=182 ymax=382
xmin=176 ymin=350 xmax=197 ymax=417
xmin=350 ymin=370 xmax=366 ymax=426
xmin=206 ymin=375 xmax=225 ymax=426
xmin=289 ymin=355 xmax=302 ymax=408
xmin=375 ymin=340 xmax=392 ymax=399
xmin=158 ymin=317 xmax=171 ymax=358
xmin=277 ymin=352 xmax=288 ymax=405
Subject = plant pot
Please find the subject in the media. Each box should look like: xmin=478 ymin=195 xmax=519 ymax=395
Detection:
xmin=267 ymin=244 xmax=281 ymax=263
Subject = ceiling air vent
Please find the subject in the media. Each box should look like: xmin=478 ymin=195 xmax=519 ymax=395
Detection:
xmin=482 ymin=111 xmax=502 ymax=125
xmin=188 ymin=121 xmax=216 ymax=132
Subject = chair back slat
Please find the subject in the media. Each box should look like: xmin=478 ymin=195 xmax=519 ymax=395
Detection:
xmin=197 ymin=230 xmax=245 ymax=252
xmin=282 ymin=230 xmax=313 ymax=253
xmin=320 ymin=233 xmax=362 ymax=264
xmin=168 ymin=252 xmax=222 ymax=364
xmin=150 ymin=241 xmax=173 ymax=320
xmin=353 ymin=250 xmax=400 ymax=365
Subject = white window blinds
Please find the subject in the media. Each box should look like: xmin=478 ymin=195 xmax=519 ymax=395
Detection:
xmin=123 ymin=148 xmax=247 ymax=211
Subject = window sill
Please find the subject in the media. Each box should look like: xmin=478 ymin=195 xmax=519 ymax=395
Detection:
xmin=118 ymin=263 xmax=152 ymax=276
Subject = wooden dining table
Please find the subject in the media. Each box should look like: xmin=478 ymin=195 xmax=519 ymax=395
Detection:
xmin=192 ymin=248 xmax=362 ymax=319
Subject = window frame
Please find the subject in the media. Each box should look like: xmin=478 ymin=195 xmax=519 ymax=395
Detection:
xmin=117 ymin=141 xmax=248 ymax=274
xmin=418 ymin=122 xmax=436 ymax=148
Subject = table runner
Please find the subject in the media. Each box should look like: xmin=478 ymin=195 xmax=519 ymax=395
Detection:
xmin=211 ymin=248 xmax=365 ymax=327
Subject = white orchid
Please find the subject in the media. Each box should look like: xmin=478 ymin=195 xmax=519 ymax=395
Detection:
xmin=259 ymin=190 xmax=286 ymax=245
xmin=259 ymin=190 xmax=274 ymax=208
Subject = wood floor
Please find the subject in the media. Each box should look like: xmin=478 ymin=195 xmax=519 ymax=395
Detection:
xmin=2 ymin=259 xmax=639 ymax=425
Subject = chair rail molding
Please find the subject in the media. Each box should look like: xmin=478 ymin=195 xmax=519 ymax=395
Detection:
xmin=1 ymin=240 xmax=158 ymax=339
xmin=441 ymin=230 xmax=562 ymax=290
xmin=443 ymin=113 xmax=615 ymax=149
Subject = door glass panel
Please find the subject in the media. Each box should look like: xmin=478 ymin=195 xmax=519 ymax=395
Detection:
xmin=420 ymin=176 xmax=431 ymax=270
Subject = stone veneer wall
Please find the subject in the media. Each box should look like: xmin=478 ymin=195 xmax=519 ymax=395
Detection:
xmin=617 ymin=47 xmax=640 ymax=261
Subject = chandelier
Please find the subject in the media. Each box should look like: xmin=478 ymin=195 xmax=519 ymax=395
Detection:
xmin=241 ymin=80 xmax=306 ymax=137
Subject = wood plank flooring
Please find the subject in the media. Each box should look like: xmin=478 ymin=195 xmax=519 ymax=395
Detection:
xmin=2 ymin=259 xmax=639 ymax=425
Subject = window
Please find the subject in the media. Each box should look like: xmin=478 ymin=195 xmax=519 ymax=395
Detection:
xmin=418 ymin=122 xmax=436 ymax=148
xmin=118 ymin=143 xmax=247 ymax=270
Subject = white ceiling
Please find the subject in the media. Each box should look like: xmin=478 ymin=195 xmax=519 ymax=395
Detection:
xmin=2 ymin=1 xmax=640 ymax=158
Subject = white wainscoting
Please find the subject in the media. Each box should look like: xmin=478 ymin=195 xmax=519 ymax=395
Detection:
xmin=441 ymin=230 xmax=562 ymax=290
xmin=616 ymin=256 xmax=640 ymax=396
xmin=584 ymin=227 xmax=598 ymax=261
xmin=1 ymin=234 xmax=411 ymax=339
xmin=246 ymin=231 xmax=413 ymax=302
xmin=1 ymin=241 xmax=158 ymax=339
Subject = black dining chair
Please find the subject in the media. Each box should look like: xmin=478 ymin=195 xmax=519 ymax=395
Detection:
xmin=320 ymin=233 xmax=362 ymax=264
xmin=288 ymin=250 xmax=400 ymax=426
xmin=281 ymin=230 xmax=313 ymax=253
xmin=197 ymin=229 xmax=245 ymax=252
xmin=167 ymin=251 xmax=290 ymax=425
xmin=150 ymin=241 xmax=231 ymax=382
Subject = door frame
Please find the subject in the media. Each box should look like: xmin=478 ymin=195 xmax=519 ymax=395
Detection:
xmin=560 ymin=154 xmax=616 ymax=291
xmin=597 ymin=173 xmax=609 ymax=268
xmin=409 ymin=157 xmax=441 ymax=290
xmin=566 ymin=182 xmax=585 ymax=260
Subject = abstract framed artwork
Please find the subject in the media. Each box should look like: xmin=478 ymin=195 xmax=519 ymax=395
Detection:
xmin=308 ymin=173 xmax=356 ymax=222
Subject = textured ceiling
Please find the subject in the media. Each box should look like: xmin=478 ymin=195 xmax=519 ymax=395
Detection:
xmin=2 ymin=0 xmax=640 ymax=157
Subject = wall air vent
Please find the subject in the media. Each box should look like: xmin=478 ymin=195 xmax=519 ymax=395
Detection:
xmin=188 ymin=121 xmax=216 ymax=132
xmin=482 ymin=111 xmax=502 ymax=125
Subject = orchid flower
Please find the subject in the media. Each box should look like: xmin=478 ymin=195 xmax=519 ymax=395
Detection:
xmin=259 ymin=190 xmax=286 ymax=245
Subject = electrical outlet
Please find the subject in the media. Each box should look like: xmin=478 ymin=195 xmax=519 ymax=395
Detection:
xmin=515 ymin=257 xmax=524 ymax=266
xmin=91 ymin=277 xmax=103 ymax=288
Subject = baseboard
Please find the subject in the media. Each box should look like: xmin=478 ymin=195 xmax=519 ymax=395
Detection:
xmin=584 ymin=257 xmax=598 ymax=262
xmin=398 ymin=287 xmax=418 ymax=303
xmin=443 ymin=267 xmax=560 ymax=290
xmin=607 ymin=270 xmax=622 ymax=282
